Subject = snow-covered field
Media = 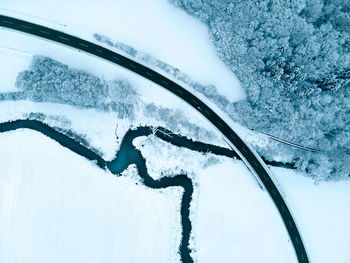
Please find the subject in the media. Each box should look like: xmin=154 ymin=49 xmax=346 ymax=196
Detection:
xmin=0 ymin=0 xmax=256 ymax=149
xmin=0 ymin=0 xmax=244 ymax=102
xmin=1 ymin=1 xmax=349 ymax=262
xmin=134 ymin=135 xmax=297 ymax=262
xmin=192 ymin=159 xmax=297 ymax=263
xmin=0 ymin=44 xmax=227 ymax=159
xmin=0 ymin=130 xmax=182 ymax=263
xmin=0 ymin=47 xmax=31 ymax=92
xmin=135 ymin=134 xmax=350 ymax=262
xmin=272 ymin=167 xmax=350 ymax=263
xmin=0 ymin=100 xmax=124 ymax=160
xmin=0 ymin=95 xmax=225 ymax=160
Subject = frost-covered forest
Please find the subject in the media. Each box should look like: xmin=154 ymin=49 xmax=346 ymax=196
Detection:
xmin=170 ymin=0 xmax=350 ymax=180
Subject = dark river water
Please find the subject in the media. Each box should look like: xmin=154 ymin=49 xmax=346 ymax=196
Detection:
xmin=0 ymin=119 xmax=295 ymax=263
xmin=0 ymin=119 xmax=238 ymax=263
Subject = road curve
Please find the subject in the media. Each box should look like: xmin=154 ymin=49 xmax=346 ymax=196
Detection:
xmin=0 ymin=14 xmax=309 ymax=263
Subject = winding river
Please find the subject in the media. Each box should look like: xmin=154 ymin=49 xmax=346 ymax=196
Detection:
xmin=0 ymin=119 xmax=295 ymax=263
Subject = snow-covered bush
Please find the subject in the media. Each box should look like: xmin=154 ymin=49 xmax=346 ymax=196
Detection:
xmin=14 ymin=56 xmax=137 ymax=119
xmin=16 ymin=56 xmax=108 ymax=108
xmin=10 ymin=56 xmax=216 ymax=143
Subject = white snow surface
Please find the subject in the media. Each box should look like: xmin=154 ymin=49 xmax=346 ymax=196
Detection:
xmin=0 ymin=129 xmax=182 ymax=263
xmin=0 ymin=94 xmax=224 ymax=160
xmin=0 ymin=47 xmax=31 ymax=92
xmin=0 ymin=21 xmax=264 ymax=158
xmin=272 ymin=167 xmax=350 ymax=263
xmin=0 ymin=0 xmax=244 ymax=102
xmin=192 ymin=159 xmax=297 ymax=263
xmin=134 ymin=135 xmax=297 ymax=262
xmin=0 ymin=41 xmax=226 ymax=159
xmin=0 ymin=100 xmax=126 ymax=160
xmin=2 ymin=3 xmax=349 ymax=262
xmin=0 ymin=0 xmax=266 ymax=156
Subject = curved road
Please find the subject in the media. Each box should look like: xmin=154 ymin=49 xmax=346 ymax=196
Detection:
xmin=0 ymin=14 xmax=309 ymax=263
